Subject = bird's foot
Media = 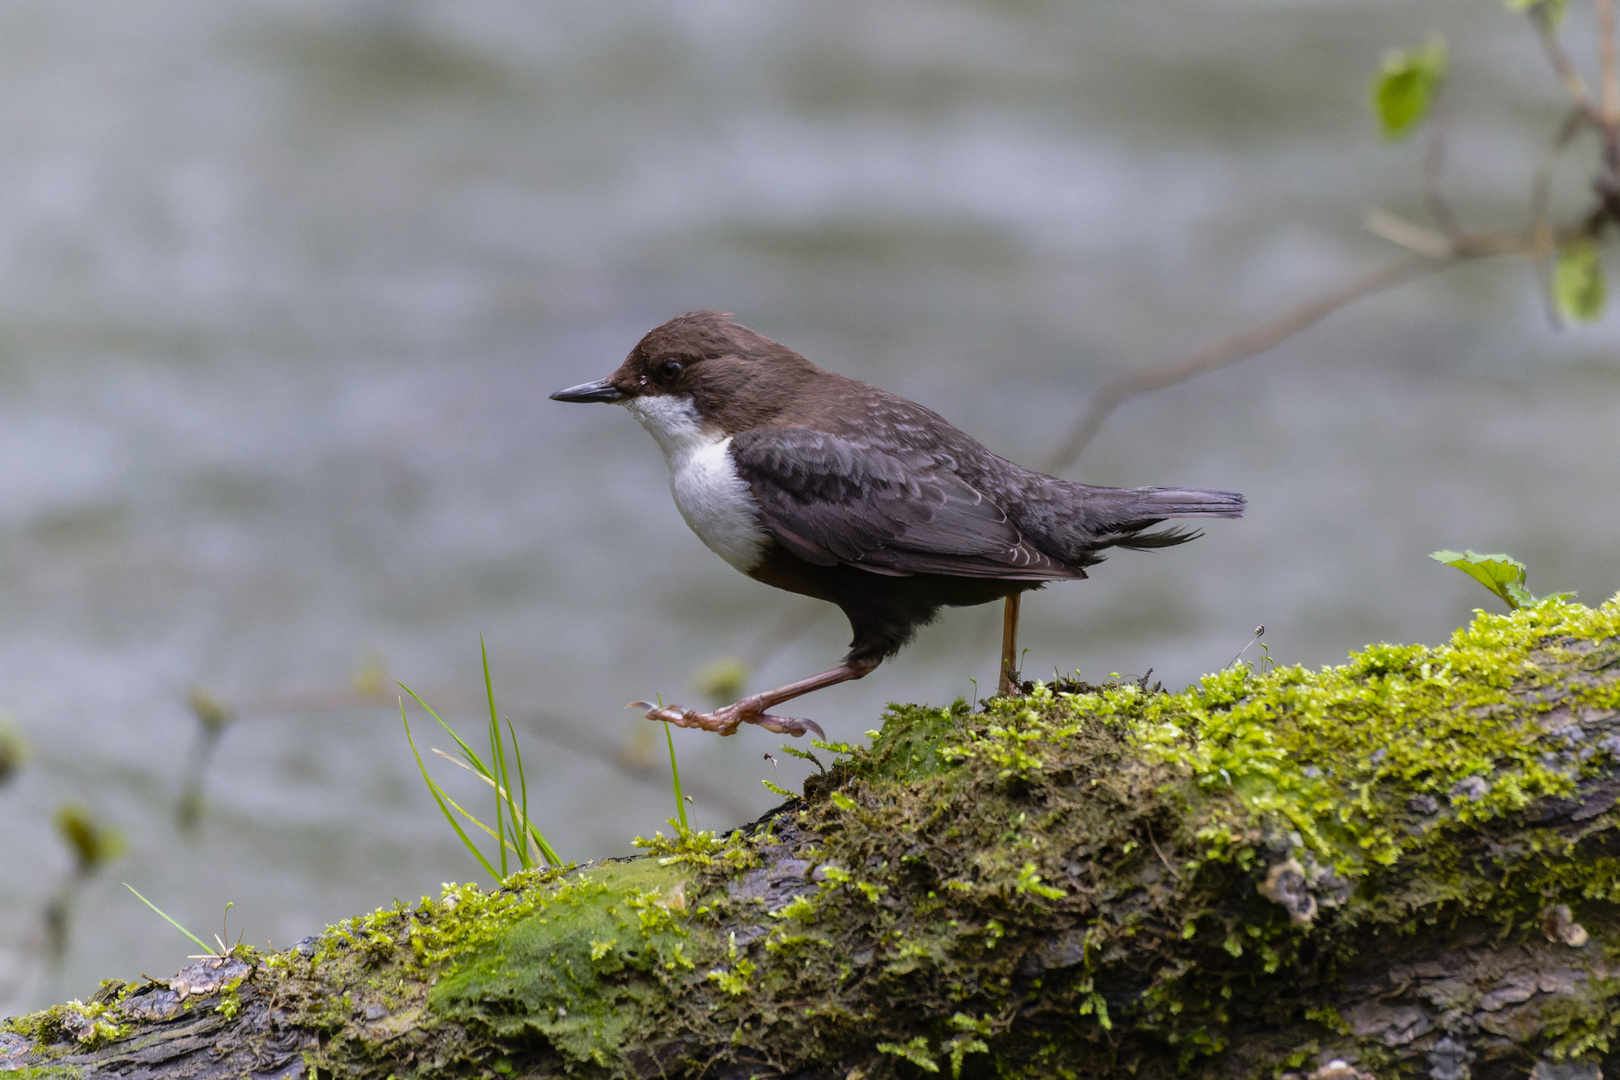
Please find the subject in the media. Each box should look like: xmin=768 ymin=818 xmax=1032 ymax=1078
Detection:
xmin=629 ymin=698 xmax=824 ymax=739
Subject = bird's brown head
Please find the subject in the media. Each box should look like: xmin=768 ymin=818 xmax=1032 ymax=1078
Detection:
xmin=550 ymin=311 xmax=820 ymax=433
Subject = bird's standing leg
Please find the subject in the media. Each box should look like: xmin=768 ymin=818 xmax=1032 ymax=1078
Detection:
xmin=998 ymin=593 xmax=1021 ymax=696
xmin=634 ymin=657 xmax=880 ymax=738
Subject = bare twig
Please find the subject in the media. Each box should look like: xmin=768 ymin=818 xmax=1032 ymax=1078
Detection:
xmin=1535 ymin=4 xmax=1603 ymax=122
xmin=1423 ymin=89 xmax=1464 ymax=241
xmin=1597 ymin=0 xmax=1620 ymax=124
xmin=1532 ymin=108 xmax=1592 ymax=253
xmin=1363 ymin=209 xmax=1456 ymax=258
xmin=1530 ymin=107 xmax=1593 ymax=323
xmin=1042 ymin=254 xmax=1447 ymax=473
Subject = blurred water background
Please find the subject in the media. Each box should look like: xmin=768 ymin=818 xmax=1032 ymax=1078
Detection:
xmin=1 ymin=0 xmax=1617 ymax=1012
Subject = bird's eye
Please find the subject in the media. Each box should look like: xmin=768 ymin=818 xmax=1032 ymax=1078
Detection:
xmin=659 ymin=360 xmax=684 ymax=380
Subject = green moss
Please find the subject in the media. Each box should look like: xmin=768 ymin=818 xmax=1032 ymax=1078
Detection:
xmin=1 ymin=997 xmax=131 ymax=1054
xmin=428 ymin=860 xmax=693 ymax=1066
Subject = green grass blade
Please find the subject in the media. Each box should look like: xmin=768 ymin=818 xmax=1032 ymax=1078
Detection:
xmin=432 ymin=746 xmax=560 ymax=865
xmin=403 ymin=656 xmax=562 ymax=876
xmin=508 ymin=718 xmax=536 ymax=867
xmin=513 ymin=718 xmax=530 ymax=864
xmin=403 ymin=706 xmax=500 ymax=881
xmin=665 ymin=722 xmax=689 ymax=833
xmin=431 ymin=749 xmax=518 ymax=822
xmin=524 ymin=818 xmax=563 ymax=867
xmin=480 ymin=636 xmax=509 ymax=878
xmin=123 ymin=884 xmax=213 ymax=954
xmin=401 ymin=683 xmax=494 ymax=778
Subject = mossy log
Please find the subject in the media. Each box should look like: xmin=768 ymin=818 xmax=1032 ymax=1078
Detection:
xmin=7 ymin=599 xmax=1620 ymax=1080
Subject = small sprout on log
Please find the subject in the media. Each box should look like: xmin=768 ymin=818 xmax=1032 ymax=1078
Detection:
xmin=1429 ymin=549 xmax=1573 ymax=610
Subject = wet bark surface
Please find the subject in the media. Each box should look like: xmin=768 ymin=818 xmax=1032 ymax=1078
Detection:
xmin=1 ymin=956 xmax=310 ymax=1079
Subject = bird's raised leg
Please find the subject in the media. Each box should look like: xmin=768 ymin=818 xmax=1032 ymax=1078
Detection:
xmin=633 ymin=658 xmax=880 ymax=738
xmin=999 ymin=593 xmax=1021 ymax=696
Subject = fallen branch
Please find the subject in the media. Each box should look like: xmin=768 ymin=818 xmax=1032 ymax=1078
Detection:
xmin=9 ymin=599 xmax=1620 ymax=1079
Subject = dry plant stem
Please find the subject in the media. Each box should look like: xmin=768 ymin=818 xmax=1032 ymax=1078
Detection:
xmin=999 ymin=594 xmax=1021 ymax=697
xmin=1598 ymin=0 xmax=1620 ymax=124
xmin=1424 ymin=93 xmax=1463 ymax=241
xmin=1532 ymin=109 xmax=1592 ymax=254
xmin=1531 ymin=108 xmax=1593 ymax=323
xmin=1536 ymin=5 xmax=1602 ymax=123
xmin=1042 ymin=254 xmax=1446 ymax=473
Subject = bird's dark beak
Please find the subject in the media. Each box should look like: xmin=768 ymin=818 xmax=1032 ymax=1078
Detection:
xmin=550 ymin=378 xmax=627 ymax=404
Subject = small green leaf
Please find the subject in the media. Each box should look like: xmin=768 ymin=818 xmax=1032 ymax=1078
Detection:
xmin=1555 ymin=241 xmax=1607 ymax=323
xmin=1429 ymin=550 xmax=1530 ymax=610
xmin=877 ymin=1037 xmax=941 ymax=1073
xmin=1371 ymin=38 xmax=1447 ymax=140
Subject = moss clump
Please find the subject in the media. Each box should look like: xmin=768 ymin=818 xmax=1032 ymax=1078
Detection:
xmin=2 ymin=991 xmax=133 ymax=1055
xmin=428 ymin=860 xmax=695 ymax=1066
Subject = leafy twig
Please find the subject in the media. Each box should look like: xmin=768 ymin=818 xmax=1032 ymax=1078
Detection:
xmin=1045 ymin=4 xmax=1620 ymax=470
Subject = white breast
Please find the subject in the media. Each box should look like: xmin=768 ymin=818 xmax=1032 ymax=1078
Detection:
xmin=624 ymin=395 xmax=768 ymax=574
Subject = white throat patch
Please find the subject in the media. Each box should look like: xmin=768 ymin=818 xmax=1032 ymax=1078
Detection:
xmin=624 ymin=395 xmax=768 ymax=573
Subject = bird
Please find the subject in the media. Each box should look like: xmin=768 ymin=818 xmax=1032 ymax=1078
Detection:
xmin=551 ymin=311 xmax=1244 ymax=738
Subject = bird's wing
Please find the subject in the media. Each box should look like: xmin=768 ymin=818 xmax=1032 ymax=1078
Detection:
xmin=728 ymin=428 xmax=1081 ymax=580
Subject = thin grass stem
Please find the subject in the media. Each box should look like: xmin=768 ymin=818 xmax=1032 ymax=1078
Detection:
xmin=403 ymin=706 xmax=501 ymax=880
xmin=509 ymin=719 xmax=537 ymax=865
xmin=123 ymin=884 xmax=215 ymax=955
xmin=430 ymin=748 xmax=561 ymax=865
xmin=402 ymin=653 xmax=562 ymax=877
xmin=665 ymin=722 xmax=689 ymax=833
xmin=402 ymin=685 xmax=494 ymax=779
xmin=480 ymin=637 xmax=509 ymax=877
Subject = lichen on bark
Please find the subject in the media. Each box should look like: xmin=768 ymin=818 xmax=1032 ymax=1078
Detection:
xmin=5 ymin=595 xmax=1620 ymax=1080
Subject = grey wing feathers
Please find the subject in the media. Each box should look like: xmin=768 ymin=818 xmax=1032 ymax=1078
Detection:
xmin=729 ymin=428 xmax=1082 ymax=581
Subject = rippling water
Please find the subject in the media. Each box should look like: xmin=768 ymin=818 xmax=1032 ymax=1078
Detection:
xmin=1 ymin=0 xmax=1616 ymax=1010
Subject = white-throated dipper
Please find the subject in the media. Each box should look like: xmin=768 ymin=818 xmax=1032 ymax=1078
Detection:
xmin=552 ymin=311 xmax=1244 ymax=738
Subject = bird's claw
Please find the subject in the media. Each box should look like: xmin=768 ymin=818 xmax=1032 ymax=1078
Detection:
xmin=627 ymin=700 xmax=822 ymax=739
xmin=752 ymin=713 xmax=825 ymax=739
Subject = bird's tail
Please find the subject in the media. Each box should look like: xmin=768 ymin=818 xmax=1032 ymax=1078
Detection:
xmin=1058 ymin=484 xmax=1246 ymax=558
xmin=1115 ymin=487 xmax=1247 ymax=520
